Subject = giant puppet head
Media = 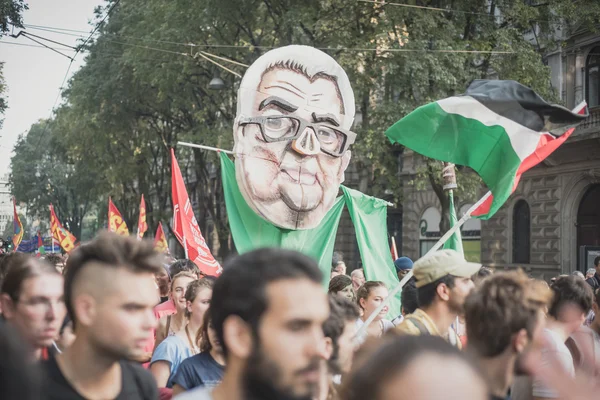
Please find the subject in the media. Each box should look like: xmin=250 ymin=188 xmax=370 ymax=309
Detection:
xmin=233 ymin=46 xmax=356 ymax=230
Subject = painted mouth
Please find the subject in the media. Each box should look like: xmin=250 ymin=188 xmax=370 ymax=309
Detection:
xmin=282 ymin=168 xmax=317 ymax=185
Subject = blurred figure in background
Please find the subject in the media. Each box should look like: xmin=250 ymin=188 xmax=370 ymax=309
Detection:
xmin=586 ymin=268 xmax=596 ymax=280
xmin=340 ymin=335 xmax=487 ymax=400
xmin=0 ymin=255 xmax=66 ymax=361
xmin=393 ymin=257 xmax=413 ymax=281
xmin=172 ymin=311 xmax=225 ymax=395
xmin=355 ymin=281 xmax=394 ymax=343
xmin=350 ymin=269 xmax=365 ymax=292
xmin=154 ymin=272 xmax=197 ymax=350
xmin=328 ymin=275 xmax=355 ymax=302
xmin=151 ymin=278 xmax=213 ymax=389
xmin=0 ymin=323 xmax=42 ymax=400
xmin=465 ymin=271 xmax=551 ymax=400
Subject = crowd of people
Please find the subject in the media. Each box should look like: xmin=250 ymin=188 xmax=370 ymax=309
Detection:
xmin=1 ymin=231 xmax=600 ymax=400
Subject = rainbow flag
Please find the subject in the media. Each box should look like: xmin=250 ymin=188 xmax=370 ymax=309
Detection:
xmin=12 ymin=197 xmax=24 ymax=250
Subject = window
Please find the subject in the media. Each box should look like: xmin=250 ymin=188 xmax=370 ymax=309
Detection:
xmin=419 ymin=207 xmax=441 ymax=257
xmin=586 ymin=46 xmax=600 ymax=108
xmin=512 ymin=200 xmax=531 ymax=264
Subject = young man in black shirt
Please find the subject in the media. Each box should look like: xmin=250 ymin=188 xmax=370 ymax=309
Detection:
xmin=43 ymin=232 xmax=161 ymax=400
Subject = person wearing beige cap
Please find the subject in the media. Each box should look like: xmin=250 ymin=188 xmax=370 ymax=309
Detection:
xmin=394 ymin=249 xmax=480 ymax=348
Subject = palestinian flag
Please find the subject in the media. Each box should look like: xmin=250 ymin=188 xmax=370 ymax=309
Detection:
xmin=386 ymin=80 xmax=588 ymax=219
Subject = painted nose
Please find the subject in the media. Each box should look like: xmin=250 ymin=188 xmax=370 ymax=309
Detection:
xmin=292 ymin=127 xmax=320 ymax=156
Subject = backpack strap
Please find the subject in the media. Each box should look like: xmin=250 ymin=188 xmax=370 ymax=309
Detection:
xmin=405 ymin=316 xmax=430 ymax=336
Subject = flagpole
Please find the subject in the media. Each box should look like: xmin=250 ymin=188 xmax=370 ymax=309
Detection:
xmin=182 ymin=233 xmax=189 ymax=259
xmin=355 ymin=190 xmax=491 ymax=341
xmin=177 ymin=141 xmax=234 ymax=154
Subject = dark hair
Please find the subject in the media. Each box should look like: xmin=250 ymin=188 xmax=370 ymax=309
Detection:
xmin=168 ymin=259 xmax=200 ymax=278
xmin=1 ymin=255 xmax=59 ymax=302
xmin=323 ymin=295 xmax=360 ymax=374
xmin=595 ymin=256 xmax=600 ymax=267
xmin=473 ymin=266 xmax=493 ymax=285
xmin=341 ymin=335 xmax=480 ymax=400
xmin=401 ymin=278 xmax=418 ymax=315
xmin=0 ymin=323 xmax=42 ymax=399
xmin=465 ymin=271 xmax=551 ymax=357
xmin=210 ymin=248 xmax=322 ymax=357
xmin=548 ymin=275 xmax=594 ymax=319
xmin=417 ymin=275 xmax=456 ymax=308
xmin=43 ymin=254 xmax=64 ymax=267
xmin=356 ymin=281 xmax=386 ymax=310
xmin=328 ymin=274 xmax=353 ymax=294
xmin=64 ymin=231 xmax=164 ymax=326
xmin=198 ymin=308 xmax=213 ymax=353
xmin=0 ymin=253 xmax=28 ymax=292
xmin=184 ymin=278 xmax=214 ymax=318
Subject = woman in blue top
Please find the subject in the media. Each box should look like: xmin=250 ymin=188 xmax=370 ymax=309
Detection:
xmin=150 ymin=278 xmax=214 ymax=388
xmin=171 ymin=309 xmax=226 ymax=396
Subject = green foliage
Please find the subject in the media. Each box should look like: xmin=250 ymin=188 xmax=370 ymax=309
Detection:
xmin=0 ymin=0 xmax=27 ymax=35
xmin=1 ymin=0 xmax=28 ymax=127
xmin=9 ymin=0 xmax=600 ymax=253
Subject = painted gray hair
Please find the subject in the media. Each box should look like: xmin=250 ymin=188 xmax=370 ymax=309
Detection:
xmin=236 ymin=45 xmax=355 ymax=129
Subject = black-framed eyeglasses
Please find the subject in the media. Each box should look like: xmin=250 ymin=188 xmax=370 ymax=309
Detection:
xmin=238 ymin=113 xmax=356 ymax=157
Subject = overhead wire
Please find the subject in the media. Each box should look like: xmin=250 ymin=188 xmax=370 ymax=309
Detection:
xmin=31 ymin=0 xmax=121 ymax=153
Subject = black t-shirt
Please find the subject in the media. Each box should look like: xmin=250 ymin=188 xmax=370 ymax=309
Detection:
xmin=159 ymin=296 xmax=170 ymax=304
xmin=171 ymin=352 xmax=224 ymax=391
xmin=42 ymin=355 xmax=158 ymax=400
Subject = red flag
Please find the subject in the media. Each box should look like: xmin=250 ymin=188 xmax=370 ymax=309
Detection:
xmin=108 ymin=197 xmax=130 ymax=236
xmin=153 ymin=222 xmax=170 ymax=254
xmin=473 ymin=102 xmax=588 ymax=217
xmin=137 ymin=195 xmax=148 ymax=240
xmin=50 ymin=204 xmax=78 ymax=253
xmin=390 ymin=236 xmax=399 ymax=260
xmin=171 ymin=149 xmax=222 ymax=276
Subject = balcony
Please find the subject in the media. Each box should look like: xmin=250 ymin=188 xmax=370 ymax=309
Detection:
xmin=572 ymin=106 xmax=600 ymax=141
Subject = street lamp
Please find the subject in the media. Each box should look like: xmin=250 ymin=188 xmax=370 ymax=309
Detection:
xmin=208 ymin=71 xmax=226 ymax=90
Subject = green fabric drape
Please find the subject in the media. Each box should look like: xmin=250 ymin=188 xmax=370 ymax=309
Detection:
xmin=341 ymin=186 xmax=401 ymax=317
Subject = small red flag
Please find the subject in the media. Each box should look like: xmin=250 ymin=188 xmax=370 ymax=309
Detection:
xmin=153 ymin=222 xmax=170 ymax=254
xmin=137 ymin=194 xmax=148 ymax=240
xmin=108 ymin=197 xmax=130 ymax=236
xmin=50 ymin=204 xmax=77 ymax=253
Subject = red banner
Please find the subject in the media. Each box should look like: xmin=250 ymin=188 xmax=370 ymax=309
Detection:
xmin=108 ymin=198 xmax=130 ymax=236
xmin=171 ymin=149 xmax=222 ymax=276
xmin=50 ymin=204 xmax=77 ymax=253
xmin=137 ymin=194 xmax=148 ymax=240
xmin=153 ymin=222 xmax=170 ymax=254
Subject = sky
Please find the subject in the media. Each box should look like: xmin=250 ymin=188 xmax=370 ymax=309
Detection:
xmin=0 ymin=0 xmax=103 ymax=176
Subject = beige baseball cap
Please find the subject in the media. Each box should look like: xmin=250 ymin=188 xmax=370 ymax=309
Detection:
xmin=413 ymin=249 xmax=482 ymax=288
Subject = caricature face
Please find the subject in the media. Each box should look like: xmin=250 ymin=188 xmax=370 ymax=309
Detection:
xmin=234 ymin=68 xmax=353 ymax=230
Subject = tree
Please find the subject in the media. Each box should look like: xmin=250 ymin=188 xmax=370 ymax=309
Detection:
xmin=0 ymin=0 xmax=28 ymax=127
xmin=10 ymin=120 xmax=102 ymax=239
xmin=12 ymin=0 xmax=600 ymax=257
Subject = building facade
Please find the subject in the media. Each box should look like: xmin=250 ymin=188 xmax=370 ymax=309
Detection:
xmin=400 ymin=29 xmax=600 ymax=279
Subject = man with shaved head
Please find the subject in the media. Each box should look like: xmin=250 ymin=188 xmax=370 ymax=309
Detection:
xmin=42 ymin=232 xmax=161 ymax=400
